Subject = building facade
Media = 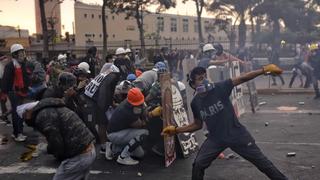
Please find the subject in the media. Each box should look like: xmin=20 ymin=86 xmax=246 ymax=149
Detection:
xmin=74 ymin=1 xmax=232 ymax=50
xmin=0 ymin=25 xmax=30 ymax=48
xmin=35 ymin=0 xmax=62 ymax=37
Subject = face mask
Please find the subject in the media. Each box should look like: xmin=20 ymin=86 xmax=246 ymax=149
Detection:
xmin=196 ymin=79 xmax=214 ymax=94
xmin=133 ymin=106 xmax=143 ymax=115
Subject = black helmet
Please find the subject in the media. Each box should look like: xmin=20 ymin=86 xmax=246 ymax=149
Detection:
xmin=213 ymin=44 xmax=223 ymax=56
xmin=58 ymin=72 xmax=77 ymax=90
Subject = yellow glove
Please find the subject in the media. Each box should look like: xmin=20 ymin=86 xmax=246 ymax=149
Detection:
xmin=263 ymin=64 xmax=283 ymax=75
xmin=20 ymin=150 xmax=34 ymax=162
xmin=161 ymin=125 xmax=176 ymax=136
xmin=149 ymin=106 xmax=162 ymax=118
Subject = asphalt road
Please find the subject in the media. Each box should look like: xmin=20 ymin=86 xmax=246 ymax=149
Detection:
xmin=0 ymin=93 xmax=319 ymax=180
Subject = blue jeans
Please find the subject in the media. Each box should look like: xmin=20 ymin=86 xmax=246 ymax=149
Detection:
xmin=192 ymin=137 xmax=288 ymax=180
xmin=8 ymin=92 xmax=24 ymax=136
xmin=108 ymin=129 xmax=149 ymax=158
xmin=53 ymin=145 xmax=96 ymax=180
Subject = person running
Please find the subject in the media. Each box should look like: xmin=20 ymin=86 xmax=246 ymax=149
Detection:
xmin=162 ymin=64 xmax=288 ymax=180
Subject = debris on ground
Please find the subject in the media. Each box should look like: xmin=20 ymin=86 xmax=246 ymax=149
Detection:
xmin=0 ymin=137 xmax=8 ymax=145
xmin=286 ymin=152 xmax=296 ymax=157
xmin=137 ymin=172 xmax=143 ymax=177
xmin=265 ymin=122 xmax=269 ymax=127
xmin=298 ymin=102 xmax=305 ymax=105
xmin=218 ymin=153 xmax=225 ymax=159
xmin=259 ymin=101 xmax=267 ymax=106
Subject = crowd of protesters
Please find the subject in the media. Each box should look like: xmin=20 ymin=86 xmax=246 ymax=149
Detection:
xmin=2 ymin=41 xmax=320 ymax=179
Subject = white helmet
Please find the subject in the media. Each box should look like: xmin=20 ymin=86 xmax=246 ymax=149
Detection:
xmin=202 ymin=43 xmax=215 ymax=52
xmin=10 ymin=44 xmax=24 ymax=54
xmin=78 ymin=62 xmax=91 ymax=73
xmin=177 ymin=81 xmax=186 ymax=91
xmin=115 ymin=47 xmax=126 ymax=55
xmin=125 ymin=48 xmax=132 ymax=53
xmin=57 ymin=54 xmax=67 ymax=61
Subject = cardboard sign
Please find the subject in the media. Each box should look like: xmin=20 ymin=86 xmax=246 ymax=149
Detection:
xmin=171 ymin=83 xmax=198 ymax=157
xmin=160 ymin=73 xmax=176 ymax=167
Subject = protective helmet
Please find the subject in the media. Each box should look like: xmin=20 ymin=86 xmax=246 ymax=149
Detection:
xmin=213 ymin=44 xmax=223 ymax=56
xmin=177 ymin=81 xmax=186 ymax=91
xmin=309 ymin=43 xmax=318 ymax=51
xmin=73 ymin=67 xmax=87 ymax=77
xmin=153 ymin=62 xmax=167 ymax=73
xmin=57 ymin=54 xmax=67 ymax=61
xmin=202 ymin=43 xmax=215 ymax=53
xmin=127 ymin=73 xmax=137 ymax=81
xmin=115 ymin=47 xmax=126 ymax=55
xmin=58 ymin=72 xmax=77 ymax=90
xmin=125 ymin=48 xmax=132 ymax=53
xmin=10 ymin=44 xmax=24 ymax=54
xmin=127 ymin=87 xmax=145 ymax=106
xmin=78 ymin=62 xmax=91 ymax=73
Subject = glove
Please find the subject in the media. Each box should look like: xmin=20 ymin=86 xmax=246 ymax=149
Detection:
xmin=20 ymin=150 xmax=34 ymax=162
xmin=262 ymin=64 xmax=283 ymax=75
xmin=148 ymin=106 xmax=162 ymax=118
xmin=161 ymin=125 xmax=176 ymax=136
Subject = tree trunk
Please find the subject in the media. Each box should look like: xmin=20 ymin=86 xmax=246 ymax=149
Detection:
xmin=238 ymin=15 xmax=246 ymax=48
xmin=39 ymin=0 xmax=49 ymax=63
xmin=272 ymin=19 xmax=281 ymax=50
xmin=135 ymin=5 xmax=146 ymax=58
xmin=195 ymin=0 xmax=204 ymax=45
xmin=229 ymin=27 xmax=236 ymax=53
xmin=102 ymin=0 xmax=108 ymax=62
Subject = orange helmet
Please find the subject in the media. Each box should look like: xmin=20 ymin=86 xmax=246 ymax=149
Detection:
xmin=127 ymin=88 xmax=144 ymax=106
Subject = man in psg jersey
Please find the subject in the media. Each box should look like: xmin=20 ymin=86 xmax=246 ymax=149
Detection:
xmin=162 ymin=64 xmax=288 ymax=180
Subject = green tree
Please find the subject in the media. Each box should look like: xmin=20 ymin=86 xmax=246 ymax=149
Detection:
xmin=107 ymin=0 xmax=175 ymax=57
xmin=209 ymin=0 xmax=261 ymax=49
xmin=102 ymin=0 xmax=108 ymax=61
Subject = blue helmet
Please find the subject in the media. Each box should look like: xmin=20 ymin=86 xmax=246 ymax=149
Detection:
xmin=153 ymin=62 xmax=167 ymax=73
xmin=127 ymin=73 xmax=137 ymax=81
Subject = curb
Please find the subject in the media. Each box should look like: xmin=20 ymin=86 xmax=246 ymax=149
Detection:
xmin=243 ymin=88 xmax=315 ymax=95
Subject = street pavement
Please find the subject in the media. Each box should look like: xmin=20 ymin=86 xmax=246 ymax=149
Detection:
xmin=0 ymin=92 xmax=319 ymax=180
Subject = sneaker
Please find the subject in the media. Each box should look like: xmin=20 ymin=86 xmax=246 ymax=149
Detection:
xmin=100 ymin=147 xmax=106 ymax=154
xmin=117 ymin=155 xmax=139 ymax=165
xmin=12 ymin=134 xmax=27 ymax=142
xmin=105 ymin=142 xmax=114 ymax=160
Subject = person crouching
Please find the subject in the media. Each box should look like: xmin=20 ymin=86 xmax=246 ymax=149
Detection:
xmin=17 ymin=98 xmax=96 ymax=180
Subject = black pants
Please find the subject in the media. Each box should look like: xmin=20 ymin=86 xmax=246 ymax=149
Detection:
xmin=8 ymin=92 xmax=24 ymax=136
xmin=192 ymin=138 xmax=287 ymax=180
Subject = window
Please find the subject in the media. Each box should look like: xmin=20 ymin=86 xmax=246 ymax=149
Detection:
xmin=183 ymin=19 xmax=189 ymax=32
xmin=194 ymin=20 xmax=198 ymax=33
xmin=84 ymin=14 xmax=87 ymax=18
xmin=127 ymin=25 xmax=135 ymax=31
xmin=99 ymin=34 xmax=102 ymax=38
xmin=112 ymin=34 xmax=115 ymax=38
xmin=157 ymin=17 xmax=164 ymax=32
xmin=105 ymin=15 xmax=108 ymax=19
xmin=112 ymin=16 xmax=115 ymax=20
xmin=91 ymin=14 xmax=94 ymax=19
xmin=99 ymin=15 xmax=101 ymax=19
xmin=170 ymin=18 xmax=177 ymax=32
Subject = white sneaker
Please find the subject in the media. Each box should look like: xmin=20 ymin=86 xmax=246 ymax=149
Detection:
xmin=13 ymin=134 xmax=27 ymax=142
xmin=105 ymin=142 xmax=113 ymax=160
xmin=117 ymin=155 xmax=139 ymax=165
